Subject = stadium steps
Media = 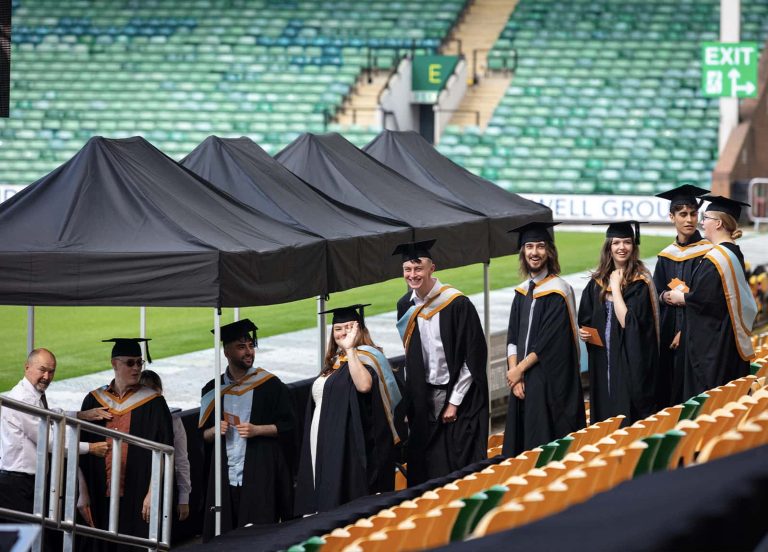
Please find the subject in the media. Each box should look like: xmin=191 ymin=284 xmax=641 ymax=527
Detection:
xmin=335 ymin=70 xmax=392 ymax=127
xmin=441 ymin=0 xmax=520 ymax=81
xmin=440 ymin=0 xmax=519 ymax=130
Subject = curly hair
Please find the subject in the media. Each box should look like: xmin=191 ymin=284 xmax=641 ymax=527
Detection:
xmin=518 ymin=241 xmax=561 ymax=277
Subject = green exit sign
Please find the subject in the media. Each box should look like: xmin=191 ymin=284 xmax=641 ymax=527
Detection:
xmin=701 ymin=42 xmax=759 ymax=98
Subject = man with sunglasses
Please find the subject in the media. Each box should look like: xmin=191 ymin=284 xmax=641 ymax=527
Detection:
xmin=78 ymin=338 xmax=174 ymax=552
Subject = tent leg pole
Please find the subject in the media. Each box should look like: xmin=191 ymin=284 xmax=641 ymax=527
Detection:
xmin=213 ymin=308 xmax=222 ymax=537
xmin=233 ymin=307 xmax=240 ymax=322
xmin=27 ymin=306 xmax=35 ymax=355
xmin=317 ymin=296 xmax=327 ymax=370
xmin=139 ymin=306 xmax=147 ymax=359
xmin=483 ymin=262 xmax=491 ymax=434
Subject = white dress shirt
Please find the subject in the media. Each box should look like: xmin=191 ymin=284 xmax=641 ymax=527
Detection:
xmin=507 ymin=269 xmax=549 ymax=358
xmin=412 ymin=279 xmax=473 ymax=406
xmin=0 ymin=377 xmax=88 ymax=474
xmin=223 ymin=367 xmax=256 ymax=486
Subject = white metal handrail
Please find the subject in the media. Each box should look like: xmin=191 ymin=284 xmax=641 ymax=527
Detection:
xmin=0 ymin=394 xmax=174 ymax=552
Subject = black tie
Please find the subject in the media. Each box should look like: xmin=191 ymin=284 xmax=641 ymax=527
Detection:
xmin=40 ymin=392 xmax=49 ymax=410
xmin=517 ymin=279 xmax=536 ymax=357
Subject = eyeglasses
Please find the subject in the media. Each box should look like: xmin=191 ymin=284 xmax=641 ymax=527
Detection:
xmin=700 ymin=214 xmax=717 ymax=222
xmin=121 ymin=359 xmax=145 ymax=368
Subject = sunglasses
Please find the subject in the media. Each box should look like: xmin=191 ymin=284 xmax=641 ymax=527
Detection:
xmin=121 ymin=359 xmax=145 ymax=368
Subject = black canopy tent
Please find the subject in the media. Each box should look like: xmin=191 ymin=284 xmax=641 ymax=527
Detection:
xmin=275 ymin=132 xmax=492 ymax=270
xmin=363 ymin=130 xmax=552 ymax=258
xmin=0 ymin=135 xmax=330 ymax=536
xmin=180 ymin=136 xmax=413 ymax=293
xmin=0 ymin=136 xmax=328 ymax=307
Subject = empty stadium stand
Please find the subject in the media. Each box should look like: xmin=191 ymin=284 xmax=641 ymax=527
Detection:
xmin=1 ymin=0 xmax=463 ymax=186
xmin=437 ymin=0 xmax=768 ymax=195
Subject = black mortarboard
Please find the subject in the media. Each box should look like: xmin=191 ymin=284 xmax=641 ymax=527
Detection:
xmin=318 ymin=303 xmax=371 ymax=328
xmin=212 ymin=318 xmax=258 ymax=346
xmin=102 ymin=338 xmax=152 ymax=363
xmin=508 ymin=221 xmax=560 ymax=249
xmin=700 ymin=194 xmax=751 ymax=220
xmin=392 ymin=239 xmax=437 ymax=262
xmin=592 ymin=220 xmax=647 ymax=245
xmin=655 ymin=183 xmax=710 ymax=210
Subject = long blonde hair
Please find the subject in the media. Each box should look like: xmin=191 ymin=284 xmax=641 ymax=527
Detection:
xmin=592 ymin=238 xmax=648 ymax=302
xmin=707 ymin=211 xmax=742 ymax=240
xmin=321 ymin=325 xmax=378 ymax=376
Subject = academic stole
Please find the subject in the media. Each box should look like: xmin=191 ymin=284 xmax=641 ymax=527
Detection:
xmin=359 ymin=345 xmax=402 ymax=444
xmin=198 ymin=368 xmax=275 ymax=428
xmin=90 ymin=385 xmax=160 ymax=415
xmin=595 ymin=271 xmax=661 ymax=348
xmin=396 ymin=285 xmax=465 ymax=352
xmin=657 ymin=239 xmax=713 ymax=262
xmin=704 ymin=245 xmax=758 ymax=360
xmin=515 ymin=274 xmax=580 ymax=359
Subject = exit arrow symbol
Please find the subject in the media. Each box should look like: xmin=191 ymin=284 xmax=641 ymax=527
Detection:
xmin=728 ymin=68 xmax=755 ymax=96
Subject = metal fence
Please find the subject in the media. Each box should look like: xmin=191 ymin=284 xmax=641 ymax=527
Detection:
xmin=0 ymin=395 xmax=174 ymax=552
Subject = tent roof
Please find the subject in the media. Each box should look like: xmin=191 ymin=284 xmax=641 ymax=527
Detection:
xmin=0 ymin=136 xmax=327 ymax=307
xmin=363 ymin=130 xmax=552 ymax=257
xmin=180 ymin=136 xmax=413 ymax=292
xmin=275 ymin=133 xmax=491 ymax=270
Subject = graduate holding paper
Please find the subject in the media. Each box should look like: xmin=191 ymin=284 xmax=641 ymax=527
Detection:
xmin=503 ymin=222 xmax=585 ymax=456
xmin=578 ymin=221 xmax=660 ymax=425
xmin=667 ymin=196 xmax=757 ymax=397
xmin=198 ymin=319 xmax=295 ymax=541
xmin=652 ymin=184 xmax=712 ymax=406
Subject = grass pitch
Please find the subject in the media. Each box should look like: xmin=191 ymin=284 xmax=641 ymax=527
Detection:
xmin=0 ymin=232 xmax=671 ymax=391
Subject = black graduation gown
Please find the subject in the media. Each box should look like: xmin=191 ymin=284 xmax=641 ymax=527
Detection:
xmin=200 ymin=374 xmax=295 ymax=542
xmin=397 ymin=291 xmax=489 ymax=486
xmin=78 ymin=392 xmax=174 ymax=552
xmin=683 ymin=242 xmax=750 ymax=398
xmin=294 ymin=362 xmax=395 ymax=516
xmin=578 ymin=278 xmax=658 ymax=425
xmin=502 ymin=289 xmax=585 ymax=456
xmin=652 ymin=232 xmax=709 ymax=407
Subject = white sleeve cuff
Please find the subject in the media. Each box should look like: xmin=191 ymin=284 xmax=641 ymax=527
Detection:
xmin=449 ymin=363 xmax=474 ymax=406
xmin=507 ymin=343 xmax=517 ymax=357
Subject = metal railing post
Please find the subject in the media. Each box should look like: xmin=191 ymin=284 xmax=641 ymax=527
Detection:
xmin=108 ymin=437 xmax=122 ymax=534
xmin=62 ymin=424 xmax=80 ymax=552
xmin=32 ymin=416 xmax=50 ymax=552
xmin=148 ymin=450 xmax=162 ymax=547
xmin=161 ymin=450 xmax=174 ymax=547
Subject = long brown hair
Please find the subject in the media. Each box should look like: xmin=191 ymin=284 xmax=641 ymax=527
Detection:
xmin=518 ymin=242 xmax=561 ymax=277
xmin=592 ymin=238 xmax=648 ymax=302
xmin=321 ymin=325 xmax=378 ymax=376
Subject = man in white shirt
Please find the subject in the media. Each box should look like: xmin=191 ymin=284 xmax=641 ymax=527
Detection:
xmin=394 ymin=240 xmax=489 ymax=485
xmin=0 ymin=349 xmax=110 ymax=528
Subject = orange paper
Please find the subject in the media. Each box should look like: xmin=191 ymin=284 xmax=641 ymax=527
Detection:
xmin=581 ymin=326 xmax=604 ymax=347
xmin=224 ymin=412 xmax=241 ymax=426
xmin=668 ymin=278 xmax=689 ymax=293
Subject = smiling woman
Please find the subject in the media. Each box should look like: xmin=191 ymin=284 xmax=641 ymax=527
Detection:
xmin=578 ymin=222 xmax=660 ymax=426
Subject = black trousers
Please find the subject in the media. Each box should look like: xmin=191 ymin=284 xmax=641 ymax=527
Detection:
xmin=0 ymin=470 xmax=35 ymax=514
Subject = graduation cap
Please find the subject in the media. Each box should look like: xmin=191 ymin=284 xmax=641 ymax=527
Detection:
xmin=507 ymin=221 xmax=560 ymax=249
xmin=392 ymin=239 xmax=437 ymax=262
xmin=212 ymin=318 xmax=258 ymax=347
xmin=319 ymin=303 xmax=371 ymax=329
xmin=700 ymin=194 xmax=751 ymax=220
xmin=655 ymin=183 xmax=710 ymax=210
xmin=592 ymin=220 xmax=647 ymax=245
xmin=102 ymin=338 xmax=152 ymax=363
